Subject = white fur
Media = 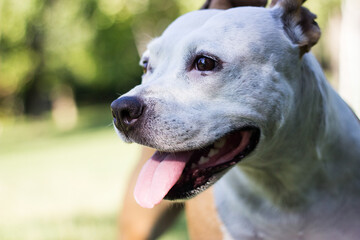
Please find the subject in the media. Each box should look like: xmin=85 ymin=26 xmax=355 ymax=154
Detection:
xmin=117 ymin=6 xmax=360 ymax=239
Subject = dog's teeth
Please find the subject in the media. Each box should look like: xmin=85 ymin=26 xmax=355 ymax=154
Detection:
xmin=214 ymin=139 xmax=226 ymax=149
xmin=199 ymin=156 xmax=209 ymax=165
xmin=208 ymin=149 xmax=219 ymax=157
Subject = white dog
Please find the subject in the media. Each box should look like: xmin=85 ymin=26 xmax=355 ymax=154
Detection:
xmin=111 ymin=0 xmax=360 ymax=239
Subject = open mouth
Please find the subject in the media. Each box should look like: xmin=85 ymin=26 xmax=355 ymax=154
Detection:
xmin=134 ymin=127 xmax=260 ymax=208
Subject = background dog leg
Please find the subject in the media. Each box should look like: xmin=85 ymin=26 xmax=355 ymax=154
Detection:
xmin=186 ymin=187 xmax=223 ymax=240
xmin=119 ymin=147 xmax=184 ymax=240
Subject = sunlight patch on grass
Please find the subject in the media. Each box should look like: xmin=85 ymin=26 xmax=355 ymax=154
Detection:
xmin=0 ymin=128 xmax=141 ymax=223
xmin=0 ymin=213 xmax=117 ymax=240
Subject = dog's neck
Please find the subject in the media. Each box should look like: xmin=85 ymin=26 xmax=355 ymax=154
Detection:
xmin=213 ymin=53 xmax=360 ymax=239
xmin=226 ymin=53 xmax=360 ymax=210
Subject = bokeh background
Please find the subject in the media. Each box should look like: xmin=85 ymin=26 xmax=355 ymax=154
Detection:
xmin=0 ymin=0 xmax=358 ymax=239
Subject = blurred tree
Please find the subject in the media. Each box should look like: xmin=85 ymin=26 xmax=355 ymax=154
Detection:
xmin=0 ymin=0 xmax=182 ymax=116
xmin=0 ymin=0 xmax=44 ymax=115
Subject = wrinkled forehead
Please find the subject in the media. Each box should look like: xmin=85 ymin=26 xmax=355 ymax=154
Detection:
xmin=146 ymin=9 xmax=221 ymax=55
xmin=145 ymin=7 xmax=280 ymax=56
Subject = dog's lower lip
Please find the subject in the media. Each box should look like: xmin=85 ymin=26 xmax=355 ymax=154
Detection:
xmin=164 ymin=127 xmax=260 ymax=200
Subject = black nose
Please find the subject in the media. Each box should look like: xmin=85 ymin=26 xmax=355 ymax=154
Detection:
xmin=111 ymin=96 xmax=144 ymax=131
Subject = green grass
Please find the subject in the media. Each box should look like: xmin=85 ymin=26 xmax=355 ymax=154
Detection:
xmin=0 ymin=105 xmax=188 ymax=239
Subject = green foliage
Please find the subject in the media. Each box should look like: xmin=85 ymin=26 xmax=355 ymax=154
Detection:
xmin=0 ymin=0 xmax=187 ymax=115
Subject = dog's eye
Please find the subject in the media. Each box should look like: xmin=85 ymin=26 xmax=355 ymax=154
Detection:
xmin=142 ymin=60 xmax=148 ymax=74
xmin=195 ymin=56 xmax=216 ymax=71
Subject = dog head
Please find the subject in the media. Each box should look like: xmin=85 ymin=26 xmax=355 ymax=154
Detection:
xmin=111 ymin=0 xmax=321 ymax=208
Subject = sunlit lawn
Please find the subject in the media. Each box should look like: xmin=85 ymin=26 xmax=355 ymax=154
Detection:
xmin=0 ymin=105 xmax=187 ymax=240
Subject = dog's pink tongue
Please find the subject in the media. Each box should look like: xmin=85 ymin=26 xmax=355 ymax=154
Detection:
xmin=134 ymin=151 xmax=192 ymax=208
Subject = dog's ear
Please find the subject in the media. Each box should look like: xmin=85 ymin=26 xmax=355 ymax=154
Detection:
xmin=202 ymin=0 xmax=267 ymax=9
xmin=270 ymin=0 xmax=321 ymax=56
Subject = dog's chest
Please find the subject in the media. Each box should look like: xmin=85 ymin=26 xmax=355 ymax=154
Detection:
xmin=212 ymin=168 xmax=360 ymax=240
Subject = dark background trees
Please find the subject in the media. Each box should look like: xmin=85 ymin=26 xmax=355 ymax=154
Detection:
xmin=0 ymin=0 xmax=187 ymax=116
